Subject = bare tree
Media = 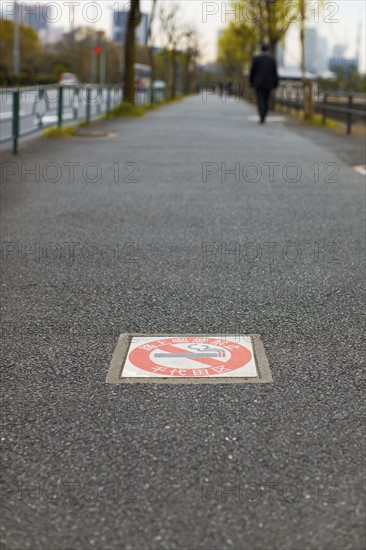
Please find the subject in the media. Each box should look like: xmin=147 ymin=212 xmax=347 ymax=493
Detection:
xmin=159 ymin=3 xmax=184 ymax=99
xmin=181 ymin=28 xmax=200 ymax=95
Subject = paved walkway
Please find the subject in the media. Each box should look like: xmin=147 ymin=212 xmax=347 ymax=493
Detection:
xmin=1 ymin=95 xmax=365 ymax=549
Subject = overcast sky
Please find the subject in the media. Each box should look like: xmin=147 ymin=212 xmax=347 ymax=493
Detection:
xmin=6 ymin=1 xmax=366 ymax=71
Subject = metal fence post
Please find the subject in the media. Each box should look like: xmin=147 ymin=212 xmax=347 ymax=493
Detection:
xmin=12 ymin=90 xmax=20 ymax=155
xmin=97 ymin=85 xmax=101 ymax=115
xmin=347 ymin=94 xmax=353 ymax=135
xmin=106 ymin=86 xmax=111 ymax=116
xmin=73 ymin=87 xmax=79 ymax=120
xmin=57 ymin=86 xmax=63 ymax=128
xmin=38 ymin=88 xmax=44 ymax=129
xmin=322 ymin=93 xmax=327 ymax=125
xmin=86 ymin=87 xmax=91 ymax=124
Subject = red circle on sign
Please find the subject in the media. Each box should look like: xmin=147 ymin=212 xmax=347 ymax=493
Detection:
xmin=129 ymin=337 xmax=252 ymax=377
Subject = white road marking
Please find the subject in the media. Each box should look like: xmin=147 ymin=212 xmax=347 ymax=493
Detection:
xmin=0 ymin=110 xmax=25 ymax=120
xmin=354 ymin=165 xmax=366 ymax=176
xmin=247 ymin=115 xmax=287 ymax=122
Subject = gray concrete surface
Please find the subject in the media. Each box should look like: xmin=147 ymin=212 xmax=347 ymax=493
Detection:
xmin=282 ymin=113 xmax=366 ymax=168
xmin=1 ymin=94 xmax=365 ymax=550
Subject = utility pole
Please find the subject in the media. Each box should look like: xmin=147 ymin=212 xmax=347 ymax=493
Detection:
xmin=300 ymin=0 xmax=306 ymax=80
xmin=91 ymin=35 xmax=97 ymax=83
xmin=355 ymin=19 xmax=362 ymax=73
xmin=300 ymin=0 xmax=314 ymax=120
xmin=100 ymin=50 xmax=106 ymax=86
xmin=99 ymin=46 xmax=116 ymax=86
xmin=13 ymin=1 xmax=20 ymax=79
xmin=70 ymin=2 xmax=75 ymax=32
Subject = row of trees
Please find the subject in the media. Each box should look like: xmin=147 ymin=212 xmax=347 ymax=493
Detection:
xmin=325 ymin=66 xmax=366 ymax=94
xmin=0 ymin=2 xmax=201 ymax=102
xmin=0 ymin=19 xmax=122 ymax=84
xmin=124 ymin=1 xmax=200 ymax=102
xmin=218 ymin=0 xmax=301 ymax=81
xmin=217 ymin=0 xmax=326 ymax=119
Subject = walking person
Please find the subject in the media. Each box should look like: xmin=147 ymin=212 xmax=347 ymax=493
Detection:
xmin=250 ymin=44 xmax=279 ymax=124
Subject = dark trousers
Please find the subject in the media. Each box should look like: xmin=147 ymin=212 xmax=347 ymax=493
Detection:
xmin=256 ymin=88 xmax=271 ymax=122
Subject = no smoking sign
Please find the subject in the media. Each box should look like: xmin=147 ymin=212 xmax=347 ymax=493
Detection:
xmin=107 ymin=334 xmax=272 ymax=384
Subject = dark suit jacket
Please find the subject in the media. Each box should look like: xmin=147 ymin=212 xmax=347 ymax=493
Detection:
xmin=250 ymin=53 xmax=279 ymax=89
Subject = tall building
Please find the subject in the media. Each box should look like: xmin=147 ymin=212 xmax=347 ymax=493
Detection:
xmin=304 ymin=28 xmax=318 ymax=73
xmin=276 ymin=42 xmax=285 ymax=68
xmin=5 ymin=2 xmax=48 ymax=33
xmin=136 ymin=13 xmax=149 ymax=45
xmin=3 ymin=2 xmax=59 ymax=42
xmin=332 ymin=44 xmax=346 ymax=58
xmin=112 ymin=11 xmax=149 ymax=45
xmin=317 ymin=36 xmax=328 ymax=73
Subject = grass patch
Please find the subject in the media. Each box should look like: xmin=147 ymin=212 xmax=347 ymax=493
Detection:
xmin=280 ymin=104 xmax=366 ymax=135
xmin=277 ymin=105 xmax=341 ymax=129
xmin=101 ymin=95 xmax=189 ymax=118
xmin=108 ymin=101 xmax=147 ymax=118
xmin=42 ymin=125 xmax=76 ymax=138
xmin=303 ymin=113 xmax=339 ymax=128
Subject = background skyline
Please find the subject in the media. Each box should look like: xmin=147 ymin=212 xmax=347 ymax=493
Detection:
xmin=2 ymin=0 xmax=365 ymax=72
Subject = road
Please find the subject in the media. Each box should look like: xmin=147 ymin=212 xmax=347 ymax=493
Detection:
xmin=1 ymin=94 xmax=365 ymax=549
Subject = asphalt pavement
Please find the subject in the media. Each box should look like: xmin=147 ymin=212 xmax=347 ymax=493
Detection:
xmin=1 ymin=94 xmax=365 ymax=550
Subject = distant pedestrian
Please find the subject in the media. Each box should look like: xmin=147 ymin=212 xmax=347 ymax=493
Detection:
xmin=250 ymin=44 xmax=279 ymax=124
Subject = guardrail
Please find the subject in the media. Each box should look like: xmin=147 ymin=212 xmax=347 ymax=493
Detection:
xmin=0 ymin=84 xmax=165 ymax=154
xmin=320 ymin=93 xmax=366 ymax=134
xmin=0 ymin=84 xmax=124 ymax=154
xmin=275 ymin=83 xmax=366 ymax=135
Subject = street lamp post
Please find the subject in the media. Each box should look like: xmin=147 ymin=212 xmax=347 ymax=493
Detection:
xmin=13 ymin=1 xmax=20 ymax=78
xmin=300 ymin=0 xmax=305 ymax=79
xmin=100 ymin=50 xmax=106 ymax=86
xmin=300 ymin=0 xmax=314 ymax=121
xmin=91 ymin=36 xmax=98 ymax=83
xmin=96 ymin=46 xmax=117 ymax=86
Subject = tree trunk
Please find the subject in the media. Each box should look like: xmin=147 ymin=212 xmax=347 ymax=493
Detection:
xmin=124 ymin=0 xmax=140 ymax=104
xmin=300 ymin=0 xmax=314 ymax=121
xmin=167 ymin=50 xmax=174 ymax=99
xmin=147 ymin=0 xmax=157 ymax=105
xmin=171 ymin=51 xmax=177 ymax=99
xmin=148 ymin=47 xmax=155 ymax=104
xmin=183 ymin=55 xmax=190 ymax=95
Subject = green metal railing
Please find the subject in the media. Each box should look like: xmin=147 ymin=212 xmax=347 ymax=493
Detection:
xmin=12 ymin=90 xmax=20 ymax=154
xmin=0 ymin=84 xmax=125 ymax=154
xmin=275 ymin=83 xmax=366 ymax=135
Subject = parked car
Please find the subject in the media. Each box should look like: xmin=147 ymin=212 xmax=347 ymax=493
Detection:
xmin=59 ymin=73 xmax=79 ymax=87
